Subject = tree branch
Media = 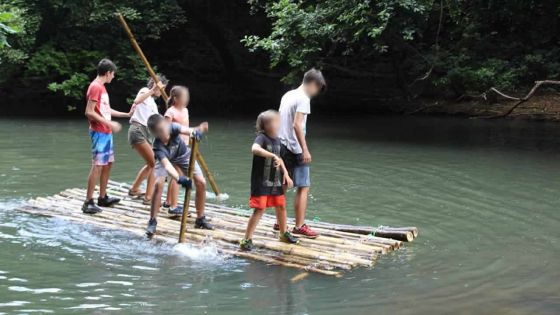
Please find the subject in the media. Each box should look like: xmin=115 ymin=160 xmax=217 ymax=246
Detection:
xmin=480 ymin=80 xmax=560 ymax=119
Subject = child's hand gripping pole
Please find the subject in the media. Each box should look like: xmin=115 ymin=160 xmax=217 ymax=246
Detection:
xmin=178 ymin=133 xmax=200 ymax=243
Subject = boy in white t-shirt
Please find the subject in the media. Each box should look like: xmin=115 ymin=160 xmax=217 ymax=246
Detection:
xmin=277 ymin=68 xmax=326 ymax=238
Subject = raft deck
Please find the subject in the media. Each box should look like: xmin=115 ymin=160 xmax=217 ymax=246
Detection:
xmin=15 ymin=181 xmax=418 ymax=277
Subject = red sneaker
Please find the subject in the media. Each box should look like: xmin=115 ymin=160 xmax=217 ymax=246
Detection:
xmin=292 ymin=224 xmax=319 ymax=239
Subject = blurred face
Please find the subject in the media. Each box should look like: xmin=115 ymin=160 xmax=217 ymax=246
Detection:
xmin=106 ymin=71 xmax=115 ymax=83
xmin=152 ymin=120 xmax=171 ymax=141
xmin=176 ymin=89 xmax=190 ymax=108
xmin=265 ymin=115 xmax=281 ymax=137
xmin=304 ymin=81 xmax=321 ymax=98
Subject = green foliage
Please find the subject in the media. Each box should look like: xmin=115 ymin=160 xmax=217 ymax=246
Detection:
xmin=243 ymin=0 xmax=434 ymax=83
xmin=0 ymin=0 xmax=186 ymax=110
xmin=245 ymin=0 xmax=560 ymax=96
xmin=48 ymin=73 xmax=89 ymax=99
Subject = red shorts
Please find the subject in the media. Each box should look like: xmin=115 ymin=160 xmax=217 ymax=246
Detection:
xmin=249 ymin=195 xmax=286 ymax=209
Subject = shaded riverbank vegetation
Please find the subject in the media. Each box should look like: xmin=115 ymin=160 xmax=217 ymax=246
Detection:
xmin=0 ymin=0 xmax=559 ymax=117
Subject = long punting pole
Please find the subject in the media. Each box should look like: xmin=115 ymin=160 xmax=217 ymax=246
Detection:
xmin=117 ymin=13 xmax=221 ymax=197
xmin=117 ymin=13 xmax=169 ymax=102
xmin=178 ymin=138 xmax=200 ymax=243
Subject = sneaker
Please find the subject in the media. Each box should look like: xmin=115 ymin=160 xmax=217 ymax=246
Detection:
xmin=239 ymin=239 xmax=254 ymax=251
xmin=292 ymin=224 xmax=319 ymax=239
xmin=194 ymin=216 xmax=214 ymax=230
xmin=168 ymin=205 xmax=183 ymax=216
xmin=279 ymin=231 xmax=300 ymax=244
xmin=82 ymin=199 xmax=102 ymax=214
xmin=146 ymin=218 xmax=157 ymax=236
xmin=162 ymin=201 xmax=171 ymax=209
xmin=97 ymin=195 xmax=121 ymax=207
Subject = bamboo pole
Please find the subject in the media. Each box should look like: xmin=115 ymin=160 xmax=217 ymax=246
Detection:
xmin=116 ymin=13 xmax=221 ymax=197
xmin=117 ymin=13 xmax=168 ymax=100
xmin=179 ymin=138 xmax=199 ymax=243
xmin=196 ymin=153 xmax=220 ymax=196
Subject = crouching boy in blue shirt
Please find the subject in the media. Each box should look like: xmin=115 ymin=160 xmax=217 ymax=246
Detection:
xmin=145 ymin=114 xmax=213 ymax=236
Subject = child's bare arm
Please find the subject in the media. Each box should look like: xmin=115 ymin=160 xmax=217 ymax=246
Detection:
xmin=276 ymin=158 xmax=293 ymax=188
xmin=85 ymin=100 xmax=121 ymax=131
xmin=251 ymin=143 xmax=276 ymax=159
xmin=161 ymin=158 xmax=180 ymax=181
xmin=293 ymin=112 xmax=311 ymax=163
xmin=110 ymin=108 xmax=132 ymax=118
xmin=179 ymin=122 xmax=208 ymax=136
xmin=134 ymin=83 xmax=161 ymax=104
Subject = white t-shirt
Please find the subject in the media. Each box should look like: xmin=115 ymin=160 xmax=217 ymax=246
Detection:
xmin=278 ymin=87 xmax=311 ymax=154
xmin=130 ymin=87 xmax=158 ymax=126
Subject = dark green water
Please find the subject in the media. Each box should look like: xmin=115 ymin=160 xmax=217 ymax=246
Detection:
xmin=0 ymin=117 xmax=559 ymax=315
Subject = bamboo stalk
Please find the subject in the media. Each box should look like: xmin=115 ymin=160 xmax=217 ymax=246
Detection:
xmin=179 ymin=138 xmax=199 ymax=243
xmin=43 ymin=195 xmax=369 ymax=267
xmin=61 ymin=189 xmax=388 ymax=255
xmin=117 ymin=13 xmax=168 ymax=100
xmin=18 ymin=204 xmax=342 ymax=277
xmin=196 ymin=152 xmax=220 ymax=197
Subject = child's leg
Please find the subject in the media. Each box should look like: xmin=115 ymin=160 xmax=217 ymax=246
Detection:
xmin=99 ymin=162 xmax=112 ymax=198
xmin=275 ymin=205 xmax=288 ymax=234
xmin=150 ymin=177 xmax=165 ymax=219
xmin=166 ymin=177 xmax=178 ymax=207
xmin=294 ymin=186 xmax=309 ymax=228
xmin=86 ymin=165 xmax=102 ymax=200
xmin=193 ymin=173 xmax=206 ymax=218
xmin=244 ymin=208 xmax=265 ymax=240
xmin=130 ymin=142 xmax=156 ymax=195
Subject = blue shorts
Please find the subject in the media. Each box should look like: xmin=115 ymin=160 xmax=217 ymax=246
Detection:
xmin=89 ymin=130 xmax=114 ymax=166
xmin=280 ymin=144 xmax=310 ymax=188
xmin=293 ymin=164 xmax=310 ymax=187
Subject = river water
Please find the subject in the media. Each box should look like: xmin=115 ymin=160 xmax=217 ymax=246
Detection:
xmin=0 ymin=116 xmax=559 ymax=314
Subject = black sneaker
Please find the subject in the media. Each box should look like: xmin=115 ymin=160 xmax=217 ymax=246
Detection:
xmin=97 ymin=195 xmax=121 ymax=207
xmin=82 ymin=199 xmax=102 ymax=214
xmin=239 ymin=239 xmax=254 ymax=251
xmin=146 ymin=218 xmax=157 ymax=236
xmin=194 ymin=216 xmax=214 ymax=230
xmin=168 ymin=205 xmax=183 ymax=216
xmin=162 ymin=201 xmax=171 ymax=209
xmin=279 ymin=231 xmax=300 ymax=244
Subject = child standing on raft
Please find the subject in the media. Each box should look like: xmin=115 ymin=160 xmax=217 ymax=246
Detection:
xmin=145 ymin=114 xmax=213 ymax=236
xmin=240 ymin=110 xmax=299 ymax=251
xmin=82 ymin=59 xmax=131 ymax=214
xmin=163 ymin=86 xmax=208 ymax=217
xmin=127 ymin=75 xmax=168 ymax=204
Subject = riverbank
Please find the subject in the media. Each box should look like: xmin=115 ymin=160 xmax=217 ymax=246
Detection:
xmin=413 ymin=93 xmax=560 ymax=121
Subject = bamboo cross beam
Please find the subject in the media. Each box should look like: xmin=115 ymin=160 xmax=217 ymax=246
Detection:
xmin=179 ymin=138 xmax=200 ymax=243
xmin=117 ymin=13 xmax=221 ymax=197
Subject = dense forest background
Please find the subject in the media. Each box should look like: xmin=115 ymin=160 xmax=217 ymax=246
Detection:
xmin=0 ymin=0 xmax=559 ymax=116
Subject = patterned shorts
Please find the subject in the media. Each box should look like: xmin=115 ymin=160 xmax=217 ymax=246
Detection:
xmin=89 ymin=130 xmax=114 ymax=166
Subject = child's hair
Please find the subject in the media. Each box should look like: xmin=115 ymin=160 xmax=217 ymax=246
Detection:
xmin=303 ymin=68 xmax=326 ymax=92
xmin=97 ymin=59 xmax=117 ymax=76
xmin=167 ymin=85 xmax=189 ymax=107
xmin=256 ymin=110 xmax=279 ymax=134
xmin=147 ymin=114 xmax=165 ymax=132
xmin=147 ymin=74 xmax=169 ymax=89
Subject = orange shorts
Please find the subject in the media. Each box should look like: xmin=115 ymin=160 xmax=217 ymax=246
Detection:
xmin=249 ymin=195 xmax=286 ymax=209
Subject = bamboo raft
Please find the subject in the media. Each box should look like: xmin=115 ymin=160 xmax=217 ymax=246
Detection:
xmin=14 ymin=181 xmax=418 ymax=277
